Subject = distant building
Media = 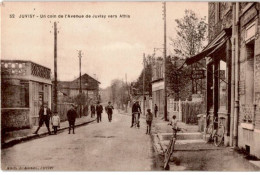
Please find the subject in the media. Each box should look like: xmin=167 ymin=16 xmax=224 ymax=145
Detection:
xmin=58 ymin=73 xmax=100 ymax=104
xmin=151 ymin=57 xmax=164 ymax=116
xmin=186 ymin=2 xmax=260 ymax=158
xmin=1 ymin=60 xmax=52 ymax=131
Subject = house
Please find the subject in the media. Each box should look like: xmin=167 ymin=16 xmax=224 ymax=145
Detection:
xmin=186 ymin=2 xmax=260 ymax=158
xmin=151 ymin=57 xmax=164 ymax=117
xmin=58 ymin=73 xmax=100 ymax=104
xmin=1 ymin=60 xmax=52 ymax=131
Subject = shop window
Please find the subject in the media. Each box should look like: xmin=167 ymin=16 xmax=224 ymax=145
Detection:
xmin=241 ymin=40 xmax=255 ymax=124
xmin=1 ymin=79 xmax=29 ymax=108
xmin=245 ymin=40 xmax=255 ymax=105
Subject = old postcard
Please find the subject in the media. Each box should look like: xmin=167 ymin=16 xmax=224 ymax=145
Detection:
xmin=1 ymin=1 xmax=260 ymax=171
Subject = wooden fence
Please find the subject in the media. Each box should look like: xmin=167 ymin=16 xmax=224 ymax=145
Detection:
xmin=167 ymin=99 xmax=206 ymax=124
xmin=57 ymin=103 xmax=89 ymax=122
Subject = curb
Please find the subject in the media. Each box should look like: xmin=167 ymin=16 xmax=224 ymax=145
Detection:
xmin=2 ymin=119 xmax=96 ymax=149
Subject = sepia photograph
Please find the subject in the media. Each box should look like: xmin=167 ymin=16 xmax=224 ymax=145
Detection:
xmin=1 ymin=0 xmax=260 ymax=171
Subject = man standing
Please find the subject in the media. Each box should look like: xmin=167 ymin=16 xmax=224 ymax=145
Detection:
xmin=106 ymin=101 xmax=114 ymax=122
xmin=67 ymin=104 xmax=78 ymax=134
xmin=90 ymin=104 xmax=96 ymax=118
xmin=33 ymin=102 xmax=52 ymax=135
xmin=96 ymin=101 xmax=103 ymax=123
xmin=131 ymin=101 xmax=142 ymax=128
xmin=154 ymin=104 xmax=158 ymax=118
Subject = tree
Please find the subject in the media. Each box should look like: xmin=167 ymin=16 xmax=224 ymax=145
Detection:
xmin=171 ymin=9 xmax=207 ymax=58
xmin=110 ymin=79 xmax=129 ymax=109
xmin=166 ymin=56 xmax=192 ymax=101
xmin=170 ymin=9 xmax=207 ymax=94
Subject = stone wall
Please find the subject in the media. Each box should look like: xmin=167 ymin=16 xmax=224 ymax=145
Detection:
xmin=1 ymin=109 xmax=30 ymax=132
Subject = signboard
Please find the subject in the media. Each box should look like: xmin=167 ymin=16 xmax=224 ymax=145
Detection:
xmin=192 ymin=70 xmax=205 ymax=79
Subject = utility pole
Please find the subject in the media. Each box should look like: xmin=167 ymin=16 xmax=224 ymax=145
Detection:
xmin=78 ymin=50 xmax=82 ymax=118
xmin=163 ymin=1 xmax=168 ymax=121
xmin=53 ymin=21 xmax=58 ymax=113
xmin=143 ymin=53 xmax=146 ymax=115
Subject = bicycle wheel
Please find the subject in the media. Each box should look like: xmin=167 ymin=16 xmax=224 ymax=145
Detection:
xmin=214 ymin=124 xmax=225 ymax=147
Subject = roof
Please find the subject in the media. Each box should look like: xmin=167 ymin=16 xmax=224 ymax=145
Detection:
xmin=58 ymin=73 xmax=100 ymax=90
xmin=1 ymin=59 xmax=51 ymax=70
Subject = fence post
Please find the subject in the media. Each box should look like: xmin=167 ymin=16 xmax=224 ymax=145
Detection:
xmin=179 ymin=99 xmax=182 ymax=121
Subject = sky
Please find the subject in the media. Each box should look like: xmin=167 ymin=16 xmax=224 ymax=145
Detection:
xmin=1 ymin=1 xmax=208 ymax=88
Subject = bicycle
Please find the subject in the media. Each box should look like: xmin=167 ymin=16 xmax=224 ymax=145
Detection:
xmin=132 ymin=112 xmax=140 ymax=128
xmin=205 ymin=117 xmax=225 ymax=147
xmin=163 ymin=127 xmax=185 ymax=170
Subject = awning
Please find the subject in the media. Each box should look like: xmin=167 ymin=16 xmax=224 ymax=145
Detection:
xmin=185 ymin=39 xmax=227 ymax=65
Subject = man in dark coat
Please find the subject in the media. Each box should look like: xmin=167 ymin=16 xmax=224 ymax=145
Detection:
xmin=105 ymin=101 xmax=114 ymax=122
xmin=131 ymin=101 xmax=142 ymax=128
xmin=154 ymin=104 xmax=158 ymax=118
xmin=33 ymin=102 xmax=52 ymax=135
xmin=90 ymin=104 xmax=96 ymax=118
xmin=67 ymin=104 xmax=78 ymax=134
xmin=96 ymin=101 xmax=103 ymax=123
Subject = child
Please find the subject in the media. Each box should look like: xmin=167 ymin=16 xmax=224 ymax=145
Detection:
xmin=146 ymin=109 xmax=153 ymax=134
xmin=168 ymin=115 xmax=178 ymax=133
xmin=51 ymin=111 xmax=60 ymax=135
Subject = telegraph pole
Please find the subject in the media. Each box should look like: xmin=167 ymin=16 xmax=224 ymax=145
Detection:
xmin=53 ymin=21 xmax=58 ymax=113
xmin=78 ymin=50 xmax=82 ymax=118
xmin=163 ymin=1 xmax=168 ymax=121
xmin=143 ymin=53 xmax=146 ymax=115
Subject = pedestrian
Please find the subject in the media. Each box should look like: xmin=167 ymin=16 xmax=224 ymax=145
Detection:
xmin=105 ymin=101 xmax=114 ymax=122
xmin=168 ymin=115 xmax=178 ymax=131
xmin=51 ymin=111 xmax=60 ymax=135
xmin=146 ymin=109 xmax=153 ymax=134
xmin=96 ymin=101 xmax=103 ymax=123
xmin=91 ymin=104 xmax=96 ymax=118
xmin=33 ymin=102 xmax=52 ymax=135
xmin=154 ymin=104 xmax=158 ymax=118
xmin=131 ymin=101 xmax=142 ymax=128
xmin=67 ymin=104 xmax=78 ymax=134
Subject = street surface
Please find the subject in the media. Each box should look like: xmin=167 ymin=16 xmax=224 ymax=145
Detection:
xmin=2 ymin=111 xmax=155 ymax=171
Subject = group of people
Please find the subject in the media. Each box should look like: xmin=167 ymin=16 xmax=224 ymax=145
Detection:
xmin=90 ymin=101 xmax=114 ymax=123
xmin=33 ymin=103 xmax=79 ymax=135
xmin=33 ymin=101 xmax=177 ymax=136
xmin=130 ymin=101 xmax=154 ymax=134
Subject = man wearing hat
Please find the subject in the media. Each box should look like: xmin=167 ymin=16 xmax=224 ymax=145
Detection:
xmin=95 ymin=101 xmax=103 ymax=123
xmin=33 ymin=102 xmax=52 ymax=135
xmin=105 ymin=101 xmax=114 ymax=122
xmin=67 ymin=104 xmax=78 ymax=134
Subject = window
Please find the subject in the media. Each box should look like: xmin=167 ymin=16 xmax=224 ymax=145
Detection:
xmin=1 ymin=79 xmax=29 ymax=108
xmin=245 ymin=40 xmax=255 ymax=105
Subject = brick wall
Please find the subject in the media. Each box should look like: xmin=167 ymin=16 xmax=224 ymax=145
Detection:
xmin=1 ymin=109 xmax=30 ymax=132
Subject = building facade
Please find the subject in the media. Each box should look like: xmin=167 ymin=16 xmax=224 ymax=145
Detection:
xmin=58 ymin=73 xmax=100 ymax=104
xmin=186 ymin=2 xmax=260 ymax=158
xmin=1 ymin=60 xmax=52 ymax=131
xmin=151 ymin=57 xmax=164 ymax=116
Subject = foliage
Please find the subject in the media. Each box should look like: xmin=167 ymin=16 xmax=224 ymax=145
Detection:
xmin=110 ymin=79 xmax=130 ymax=108
xmin=74 ymin=93 xmax=87 ymax=105
xmin=170 ymin=9 xmax=207 ymax=58
xmin=166 ymin=56 xmax=192 ymax=100
xmin=169 ymin=9 xmax=207 ymax=95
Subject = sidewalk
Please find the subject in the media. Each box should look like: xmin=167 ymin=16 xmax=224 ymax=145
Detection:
xmin=151 ymin=116 xmax=260 ymax=171
xmin=2 ymin=116 xmax=96 ymax=149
